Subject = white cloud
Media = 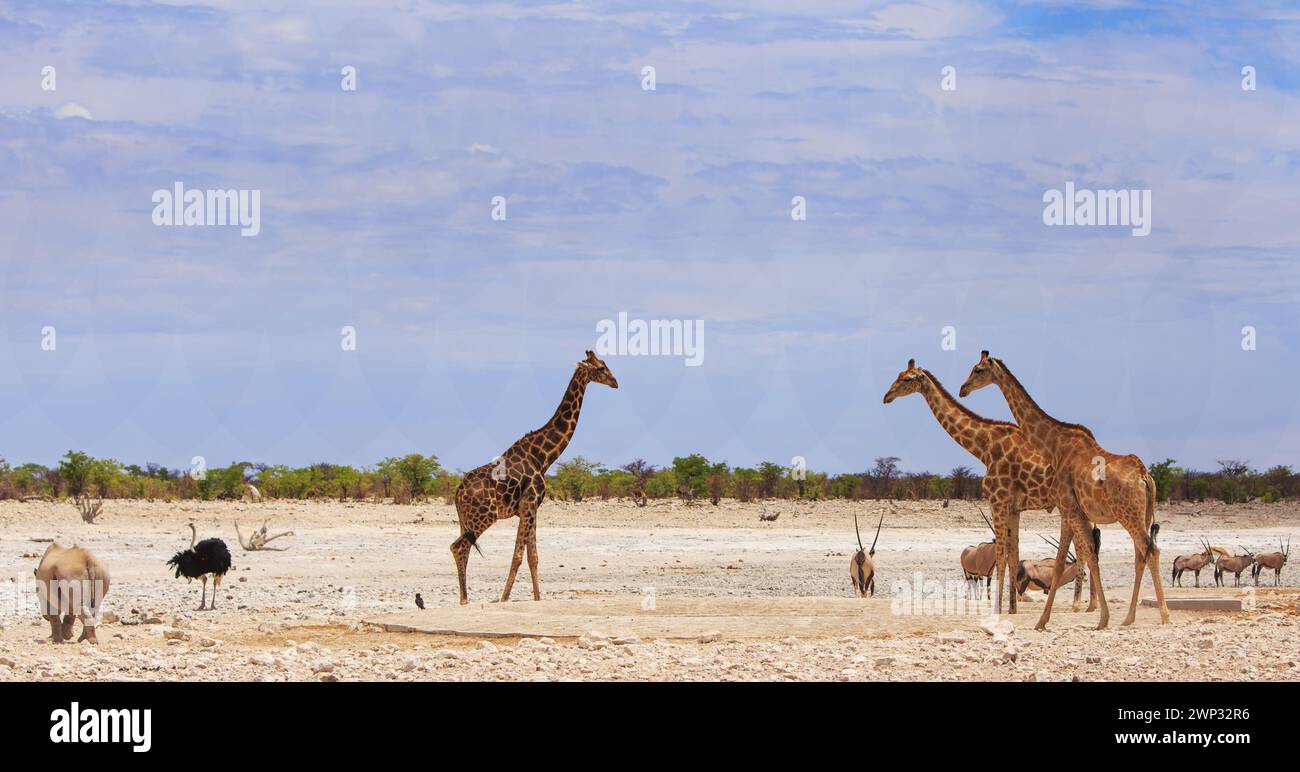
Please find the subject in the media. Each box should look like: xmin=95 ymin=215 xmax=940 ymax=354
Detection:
xmin=54 ymin=102 xmax=93 ymax=120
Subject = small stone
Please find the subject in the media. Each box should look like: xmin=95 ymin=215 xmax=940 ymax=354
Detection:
xmin=320 ymin=673 xmax=339 ymax=682
xmin=613 ymin=635 xmax=641 ymax=646
xmin=162 ymin=629 xmax=189 ymax=641
xmin=979 ymin=617 xmax=1015 ymax=637
xmin=578 ymin=633 xmax=610 ymax=651
xmin=1086 ymin=655 xmax=1103 ymax=664
xmin=698 ymin=631 xmax=722 ymax=644
xmin=313 ymin=660 xmax=334 ymax=674
xmin=874 ymin=656 xmax=896 ymax=667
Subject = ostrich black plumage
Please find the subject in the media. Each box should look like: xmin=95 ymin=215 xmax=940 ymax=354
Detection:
xmin=167 ymin=523 xmax=232 ymax=610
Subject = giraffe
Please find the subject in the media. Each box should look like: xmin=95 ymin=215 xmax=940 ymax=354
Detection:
xmin=959 ymin=351 xmax=1170 ymax=630
xmin=450 ymin=350 xmax=618 ymax=605
xmin=883 ymin=359 xmax=1095 ymax=614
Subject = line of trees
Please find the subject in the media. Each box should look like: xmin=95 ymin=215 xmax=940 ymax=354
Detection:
xmin=0 ymin=452 xmax=1294 ymax=506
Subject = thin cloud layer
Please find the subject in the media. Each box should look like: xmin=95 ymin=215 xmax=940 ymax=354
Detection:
xmin=0 ymin=1 xmax=1297 ymax=473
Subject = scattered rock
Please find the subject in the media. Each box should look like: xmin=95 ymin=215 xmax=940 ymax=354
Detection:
xmin=979 ymin=617 xmax=1015 ymax=637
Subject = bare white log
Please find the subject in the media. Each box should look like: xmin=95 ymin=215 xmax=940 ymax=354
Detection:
xmin=235 ymin=519 xmax=294 ymax=551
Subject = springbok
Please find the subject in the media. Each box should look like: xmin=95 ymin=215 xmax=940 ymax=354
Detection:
xmin=1171 ymin=538 xmax=1217 ymax=587
xmin=850 ymin=511 xmax=884 ymax=597
xmin=1016 ymin=530 xmax=1096 ymax=612
xmin=1251 ymin=538 xmax=1290 ymax=586
xmin=1214 ymin=547 xmax=1255 ymax=588
xmin=959 ymin=508 xmax=998 ymax=600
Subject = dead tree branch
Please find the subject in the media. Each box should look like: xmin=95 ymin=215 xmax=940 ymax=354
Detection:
xmin=73 ymin=493 xmax=103 ymax=524
xmin=235 ymin=519 xmax=294 ymax=551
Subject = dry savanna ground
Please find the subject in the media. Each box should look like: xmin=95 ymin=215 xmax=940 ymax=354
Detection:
xmin=0 ymin=497 xmax=1296 ymax=682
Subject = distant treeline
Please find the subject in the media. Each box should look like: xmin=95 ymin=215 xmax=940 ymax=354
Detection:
xmin=0 ymin=452 xmax=1293 ymax=506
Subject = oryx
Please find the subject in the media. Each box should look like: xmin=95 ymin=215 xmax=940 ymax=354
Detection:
xmin=1213 ymin=546 xmax=1255 ymax=588
xmin=850 ymin=511 xmax=884 ymax=597
xmin=1251 ymin=538 xmax=1290 ymax=586
xmin=1171 ymin=537 xmax=1217 ymax=587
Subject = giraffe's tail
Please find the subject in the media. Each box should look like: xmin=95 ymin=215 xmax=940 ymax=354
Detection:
xmin=1143 ymin=473 xmax=1159 ymax=558
xmin=455 ymin=529 xmax=484 ymax=557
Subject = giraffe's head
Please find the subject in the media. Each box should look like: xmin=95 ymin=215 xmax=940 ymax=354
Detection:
xmin=882 ymin=359 xmax=927 ymax=404
xmin=958 ymin=350 xmax=997 ymax=397
xmin=579 ymin=350 xmax=619 ymax=388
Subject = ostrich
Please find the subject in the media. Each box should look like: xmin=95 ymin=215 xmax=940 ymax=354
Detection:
xmin=167 ymin=523 xmax=233 ymax=610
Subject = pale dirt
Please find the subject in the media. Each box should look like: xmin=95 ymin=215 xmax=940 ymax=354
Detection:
xmin=0 ymin=497 xmax=1295 ymax=682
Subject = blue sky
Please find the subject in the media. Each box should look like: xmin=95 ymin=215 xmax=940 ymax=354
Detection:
xmin=1 ymin=1 xmax=1299 ymax=475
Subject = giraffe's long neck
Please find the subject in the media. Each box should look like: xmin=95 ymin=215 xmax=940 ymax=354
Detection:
xmin=920 ymin=371 xmax=993 ymax=466
xmin=991 ymin=361 xmax=1065 ymax=458
xmin=533 ymin=368 xmax=590 ymax=471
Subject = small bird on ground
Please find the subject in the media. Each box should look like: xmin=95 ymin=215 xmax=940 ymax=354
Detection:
xmin=415 ymin=593 xmax=425 ymax=610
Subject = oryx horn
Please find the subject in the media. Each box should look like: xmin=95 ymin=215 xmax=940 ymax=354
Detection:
xmin=869 ymin=511 xmax=884 ymax=555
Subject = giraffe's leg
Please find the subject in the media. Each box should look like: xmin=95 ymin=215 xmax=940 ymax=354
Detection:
xmin=1071 ymin=567 xmax=1083 ymax=612
xmin=1034 ymin=524 xmax=1073 ymax=632
xmin=990 ymin=501 xmax=1008 ymax=615
xmin=500 ymin=516 xmax=529 ymax=603
xmin=1061 ymin=516 xmax=1083 ymax=612
xmin=1121 ymin=538 xmax=1147 ymax=627
xmin=1121 ymin=519 xmax=1159 ymax=626
xmin=1006 ymin=508 xmax=1020 ymax=615
xmin=1082 ymin=519 xmax=1099 ymax=611
xmin=451 ymin=528 xmax=480 ymax=606
xmin=1073 ymin=515 xmax=1108 ymax=629
xmin=1085 ymin=541 xmax=1100 ymax=613
xmin=525 ymin=513 xmax=541 ymax=601
xmin=1141 ymin=528 xmax=1170 ymax=624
